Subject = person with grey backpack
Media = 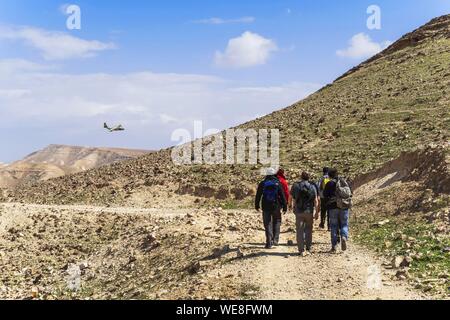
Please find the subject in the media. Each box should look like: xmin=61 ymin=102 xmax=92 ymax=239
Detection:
xmin=323 ymin=168 xmax=353 ymax=253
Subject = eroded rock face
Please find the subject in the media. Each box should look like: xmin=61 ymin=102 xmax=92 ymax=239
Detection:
xmin=353 ymin=145 xmax=450 ymax=194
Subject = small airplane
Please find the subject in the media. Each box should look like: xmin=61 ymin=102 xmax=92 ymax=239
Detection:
xmin=104 ymin=122 xmax=125 ymax=132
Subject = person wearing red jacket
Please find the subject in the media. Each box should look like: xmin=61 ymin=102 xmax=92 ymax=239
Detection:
xmin=277 ymin=168 xmax=290 ymax=203
xmin=271 ymin=168 xmax=289 ymax=246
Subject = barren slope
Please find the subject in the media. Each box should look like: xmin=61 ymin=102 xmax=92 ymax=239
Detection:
xmin=0 ymin=145 xmax=150 ymax=189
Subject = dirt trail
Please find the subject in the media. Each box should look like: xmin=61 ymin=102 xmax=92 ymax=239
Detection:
xmin=0 ymin=203 xmax=189 ymax=216
xmin=212 ymin=212 xmax=425 ymax=300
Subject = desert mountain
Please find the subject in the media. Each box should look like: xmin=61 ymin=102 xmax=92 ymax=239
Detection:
xmin=9 ymin=15 xmax=450 ymax=206
xmin=0 ymin=145 xmax=150 ymax=189
xmin=1 ymin=15 xmax=449 ymax=300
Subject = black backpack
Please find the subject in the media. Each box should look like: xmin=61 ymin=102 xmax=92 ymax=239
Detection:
xmin=295 ymin=181 xmax=315 ymax=211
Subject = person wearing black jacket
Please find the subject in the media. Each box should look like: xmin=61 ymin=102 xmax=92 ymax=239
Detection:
xmin=255 ymin=168 xmax=288 ymax=249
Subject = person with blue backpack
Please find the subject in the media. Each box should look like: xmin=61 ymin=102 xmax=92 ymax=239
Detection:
xmin=290 ymin=171 xmax=319 ymax=256
xmin=255 ymin=168 xmax=288 ymax=249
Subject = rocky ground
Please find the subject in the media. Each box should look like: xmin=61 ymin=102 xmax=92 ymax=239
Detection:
xmin=0 ymin=201 xmax=443 ymax=300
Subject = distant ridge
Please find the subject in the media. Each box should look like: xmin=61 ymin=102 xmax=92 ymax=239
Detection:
xmin=0 ymin=144 xmax=151 ymax=189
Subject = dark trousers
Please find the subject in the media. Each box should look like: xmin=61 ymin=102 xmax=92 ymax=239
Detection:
xmin=320 ymin=199 xmax=329 ymax=228
xmin=263 ymin=210 xmax=282 ymax=245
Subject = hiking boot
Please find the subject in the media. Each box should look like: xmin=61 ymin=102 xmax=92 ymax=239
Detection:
xmin=265 ymin=243 xmax=273 ymax=249
xmin=341 ymin=237 xmax=347 ymax=251
xmin=330 ymin=247 xmax=337 ymax=253
xmin=273 ymin=240 xmax=279 ymax=246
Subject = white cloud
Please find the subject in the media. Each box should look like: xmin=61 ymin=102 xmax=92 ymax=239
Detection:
xmin=0 ymin=59 xmax=56 ymax=75
xmin=0 ymin=59 xmax=321 ymax=147
xmin=0 ymin=25 xmax=116 ymax=60
xmin=336 ymin=33 xmax=392 ymax=59
xmin=0 ymin=89 xmax=32 ymax=99
xmin=192 ymin=17 xmax=255 ymax=25
xmin=215 ymin=31 xmax=278 ymax=68
xmin=229 ymin=82 xmax=321 ymax=96
xmin=160 ymin=113 xmax=183 ymax=125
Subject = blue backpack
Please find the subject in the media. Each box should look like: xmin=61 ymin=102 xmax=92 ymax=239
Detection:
xmin=263 ymin=180 xmax=279 ymax=205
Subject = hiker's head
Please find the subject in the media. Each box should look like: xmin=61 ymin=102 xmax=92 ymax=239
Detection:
xmin=266 ymin=167 xmax=276 ymax=177
xmin=323 ymin=167 xmax=330 ymax=175
xmin=301 ymin=171 xmax=310 ymax=181
xmin=328 ymin=168 xmax=338 ymax=179
xmin=277 ymin=168 xmax=285 ymax=176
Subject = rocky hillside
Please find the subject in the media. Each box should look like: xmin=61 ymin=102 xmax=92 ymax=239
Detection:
xmin=0 ymin=145 xmax=150 ymax=189
xmin=9 ymin=14 xmax=450 ymax=206
xmin=351 ymin=145 xmax=449 ymax=296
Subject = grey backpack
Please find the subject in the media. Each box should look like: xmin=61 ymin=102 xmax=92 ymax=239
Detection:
xmin=336 ymin=178 xmax=352 ymax=209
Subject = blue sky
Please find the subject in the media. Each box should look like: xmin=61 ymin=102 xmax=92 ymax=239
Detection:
xmin=0 ymin=0 xmax=449 ymax=162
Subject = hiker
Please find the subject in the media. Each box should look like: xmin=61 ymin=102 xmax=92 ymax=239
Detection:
xmin=309 ymin=177 xmax=321 ymax=218
xmin=273 ymin=168 xmax=289 ymax=245
xmin=323 ymin=168 xmax=353 ymax=252
xmin=318 ymin=167 xmax=331 ymax=230
xmin=255 ymin=168 xmax=288 ymax=249
xmin=290 ymin=172 xmax=319 ymax=256
xmin=277 ymin=169 xmax=290 ymax=203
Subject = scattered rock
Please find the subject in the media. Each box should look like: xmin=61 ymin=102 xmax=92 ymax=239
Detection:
xmin=32 ymin=274 xmax=42 ymax=285
xmin=395 ymin=270 xmax=410 ymax=280
xmin=31 ymin=287 xmax=39 ymax=299
xmin=372 ymin=220 xmax=390 ymax=228
xmin=392 ymin=256 xmax=412 ymax=269
xmin=236 ymin=248 xmax=244 ymax=259
xmin=212 ymin=245 xmax=231 ymax=258
xmin=141 ymin=233 xmax=160 ymax=252
xmin=187 ymin=261 xmax=201 ymax=275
